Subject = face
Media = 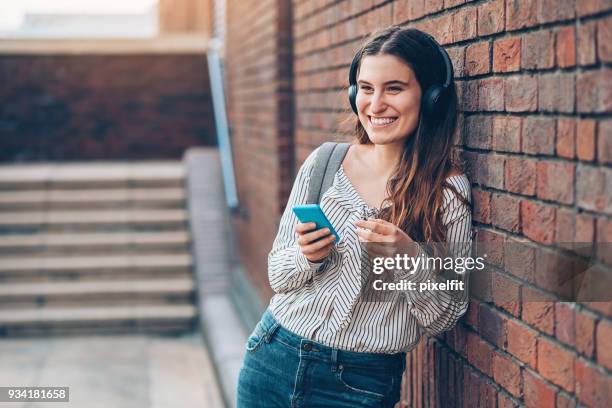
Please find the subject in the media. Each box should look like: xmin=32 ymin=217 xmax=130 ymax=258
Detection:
xmin=356 ymin=54 xmax=422 ymax=146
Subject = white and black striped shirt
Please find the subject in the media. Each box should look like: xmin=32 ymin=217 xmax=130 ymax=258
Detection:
xmin=268 ymin=146 xmax=472 ymax=353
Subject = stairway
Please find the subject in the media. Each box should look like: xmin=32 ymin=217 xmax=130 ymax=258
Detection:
xmin=0 ymin=162 xmax=198 ymax=336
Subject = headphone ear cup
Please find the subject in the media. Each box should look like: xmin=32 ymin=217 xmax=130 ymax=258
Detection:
xmin=421 ymin=85 xmax=446 ymax=119
xmin=348 ymin=84 xmax=358 ymax=114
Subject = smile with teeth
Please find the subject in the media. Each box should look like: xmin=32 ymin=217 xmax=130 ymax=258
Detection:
xmin=369 ymin=116 xmax=398 ymax=126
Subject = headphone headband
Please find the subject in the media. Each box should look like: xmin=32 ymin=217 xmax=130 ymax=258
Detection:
xmin=421 ymin=32 xmax=453 ymax=89
xmin=348 ymin=49 xmax=362 ymax=88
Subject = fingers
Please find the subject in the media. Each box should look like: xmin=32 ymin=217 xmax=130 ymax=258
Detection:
xmin=367 ymin=217 xmax=390 ymax=225
xmin=301 ymin=234 xmax=336 ymax=254
xmin=294 ymin=222 xmax=336 ymax=262
xmin=355 ymin=227 xmax=389 ymax=242
xmin=354 ymin=218 xmax=392 ymax=242
xmin=354 ymin=218 xmax=394 ymax=235
xmin=305 ymin=244 xmax=333 ymax=263
xmin=304 ymin=248 xmax=333 ymax=263
xmin=295 ymin=222 xmax=317 ymax=234
xmin=296 ymin=226 xmax=333 ymax=246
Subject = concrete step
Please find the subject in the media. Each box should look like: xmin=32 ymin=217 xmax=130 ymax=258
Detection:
xmin=0 ymin=278 xmax=196 ymax=307
xmin=0 ymin=231 xmax=190 ymax=256
xmin=0 ymin=162 xmax=185 ymax=191
xmin=0 ymin=254 xmax=192 ymax=282
xmin=0 ymin=188 xmax=185 ymax=211
xmin=0 ymin=304 xmax=198 ymax=336
xmin=0 ymin=161 xmax=200 ymax=336
xmin=0 ymin=209 xmax=187 ymax=232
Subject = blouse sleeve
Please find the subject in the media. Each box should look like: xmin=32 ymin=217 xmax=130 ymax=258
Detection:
xmin=395 ymin=175 xmax=472 ymax=337
xmin=268 ymin=147 xmax=340 ymax=294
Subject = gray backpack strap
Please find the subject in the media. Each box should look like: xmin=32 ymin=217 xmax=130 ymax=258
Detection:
xmin=306 ymin=142 xmax=335 ymax=204
xmin=321 ymin=142 xmax=350 ymax=199
xmin=306 ymin=142 xmax=351 ymax=204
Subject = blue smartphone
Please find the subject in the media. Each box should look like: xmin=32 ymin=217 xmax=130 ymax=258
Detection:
xmin=292 ymin=204 xmax=341 ymax=243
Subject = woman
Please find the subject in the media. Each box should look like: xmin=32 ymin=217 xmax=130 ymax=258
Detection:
xmin=237 ymin=26 xmax=472 ymax=408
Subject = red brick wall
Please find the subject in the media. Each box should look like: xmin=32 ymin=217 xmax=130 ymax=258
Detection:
xmin=226 ymin=0 xmax=295 ymax=299
xmin=227 ymin=0 xmax=612 ymax=406
xmin=159 ymin=0 xmax=213 ymax=34
xmin=0 ymin=53 xmax=215 ymax=161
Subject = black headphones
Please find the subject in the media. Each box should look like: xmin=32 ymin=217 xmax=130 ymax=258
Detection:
xmin=347 ymin=32 xmax=453 ymax=120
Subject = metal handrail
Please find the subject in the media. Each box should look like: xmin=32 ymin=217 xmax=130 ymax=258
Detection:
xmin=207 ymin=39 xmax=238 ymax=211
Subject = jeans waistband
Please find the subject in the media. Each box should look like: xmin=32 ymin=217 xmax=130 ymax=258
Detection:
xmin=261 ymin=309 xmax=406 ymax=371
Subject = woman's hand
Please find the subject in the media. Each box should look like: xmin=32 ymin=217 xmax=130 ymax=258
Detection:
xmin=295 ymin=222 xmax=336 ymax=263
xmin=354 ymin=218 xmax=418 ymax=258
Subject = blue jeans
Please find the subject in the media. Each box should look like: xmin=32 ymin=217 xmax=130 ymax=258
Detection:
xmin=237 ymin=309 xmax=406 ymax=407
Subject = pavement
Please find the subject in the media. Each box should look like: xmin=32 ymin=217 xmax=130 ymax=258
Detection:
xmin=185 ymin=148 xmax=252 ymax=408
xmin=0 ymin=333 xmax=225 ymax=408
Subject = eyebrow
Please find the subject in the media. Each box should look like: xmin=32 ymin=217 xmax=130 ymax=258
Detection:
xmin=357 ymin=80 xmax=410 ymax=86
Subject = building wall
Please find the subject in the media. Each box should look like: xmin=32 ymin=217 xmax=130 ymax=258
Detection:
xmin=0 ymin=52 xmax=215 ymax=161
xmin=226 ymin=0 xmax=295 ymax=299
xmin=159 ymin=0 xmax=213 ymax=35
xmin=227 ymin=0 xmax=611 ymax=406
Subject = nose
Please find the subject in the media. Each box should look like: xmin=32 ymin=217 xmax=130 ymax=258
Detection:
xmin=368 ymin=89 xmax=387 ymax=114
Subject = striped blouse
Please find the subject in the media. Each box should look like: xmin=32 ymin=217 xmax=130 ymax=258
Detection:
xmin=267 ymin=145 xmax=472 ymax=353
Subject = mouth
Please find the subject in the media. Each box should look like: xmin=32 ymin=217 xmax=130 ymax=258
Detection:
xmin=369 ymin=116 xmax=398 ymax=128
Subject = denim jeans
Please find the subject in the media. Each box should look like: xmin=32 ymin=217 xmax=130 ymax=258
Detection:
xmin=237 ymin=308 xmax=406 ymax=407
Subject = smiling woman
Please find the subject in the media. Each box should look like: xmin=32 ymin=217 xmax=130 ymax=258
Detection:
xmin=237 ymin=26 xmax=472 ymax=408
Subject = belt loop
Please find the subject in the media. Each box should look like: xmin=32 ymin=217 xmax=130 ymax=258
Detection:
xmin=330 ymin=349 xmax=339 ymax=373
xmin=264 ymin=322 xmax=280 ymax=343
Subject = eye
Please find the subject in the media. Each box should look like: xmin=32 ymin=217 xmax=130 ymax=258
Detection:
xmin=358 ymin=85 xmax=402 ymax=93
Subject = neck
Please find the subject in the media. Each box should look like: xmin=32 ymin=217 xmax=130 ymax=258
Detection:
xmin=367 ymin=142 xmax=404 ymax=177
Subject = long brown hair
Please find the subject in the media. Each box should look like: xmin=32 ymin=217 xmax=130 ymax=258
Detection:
xmin=349 ymin=26 xmax=471 ymax=245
